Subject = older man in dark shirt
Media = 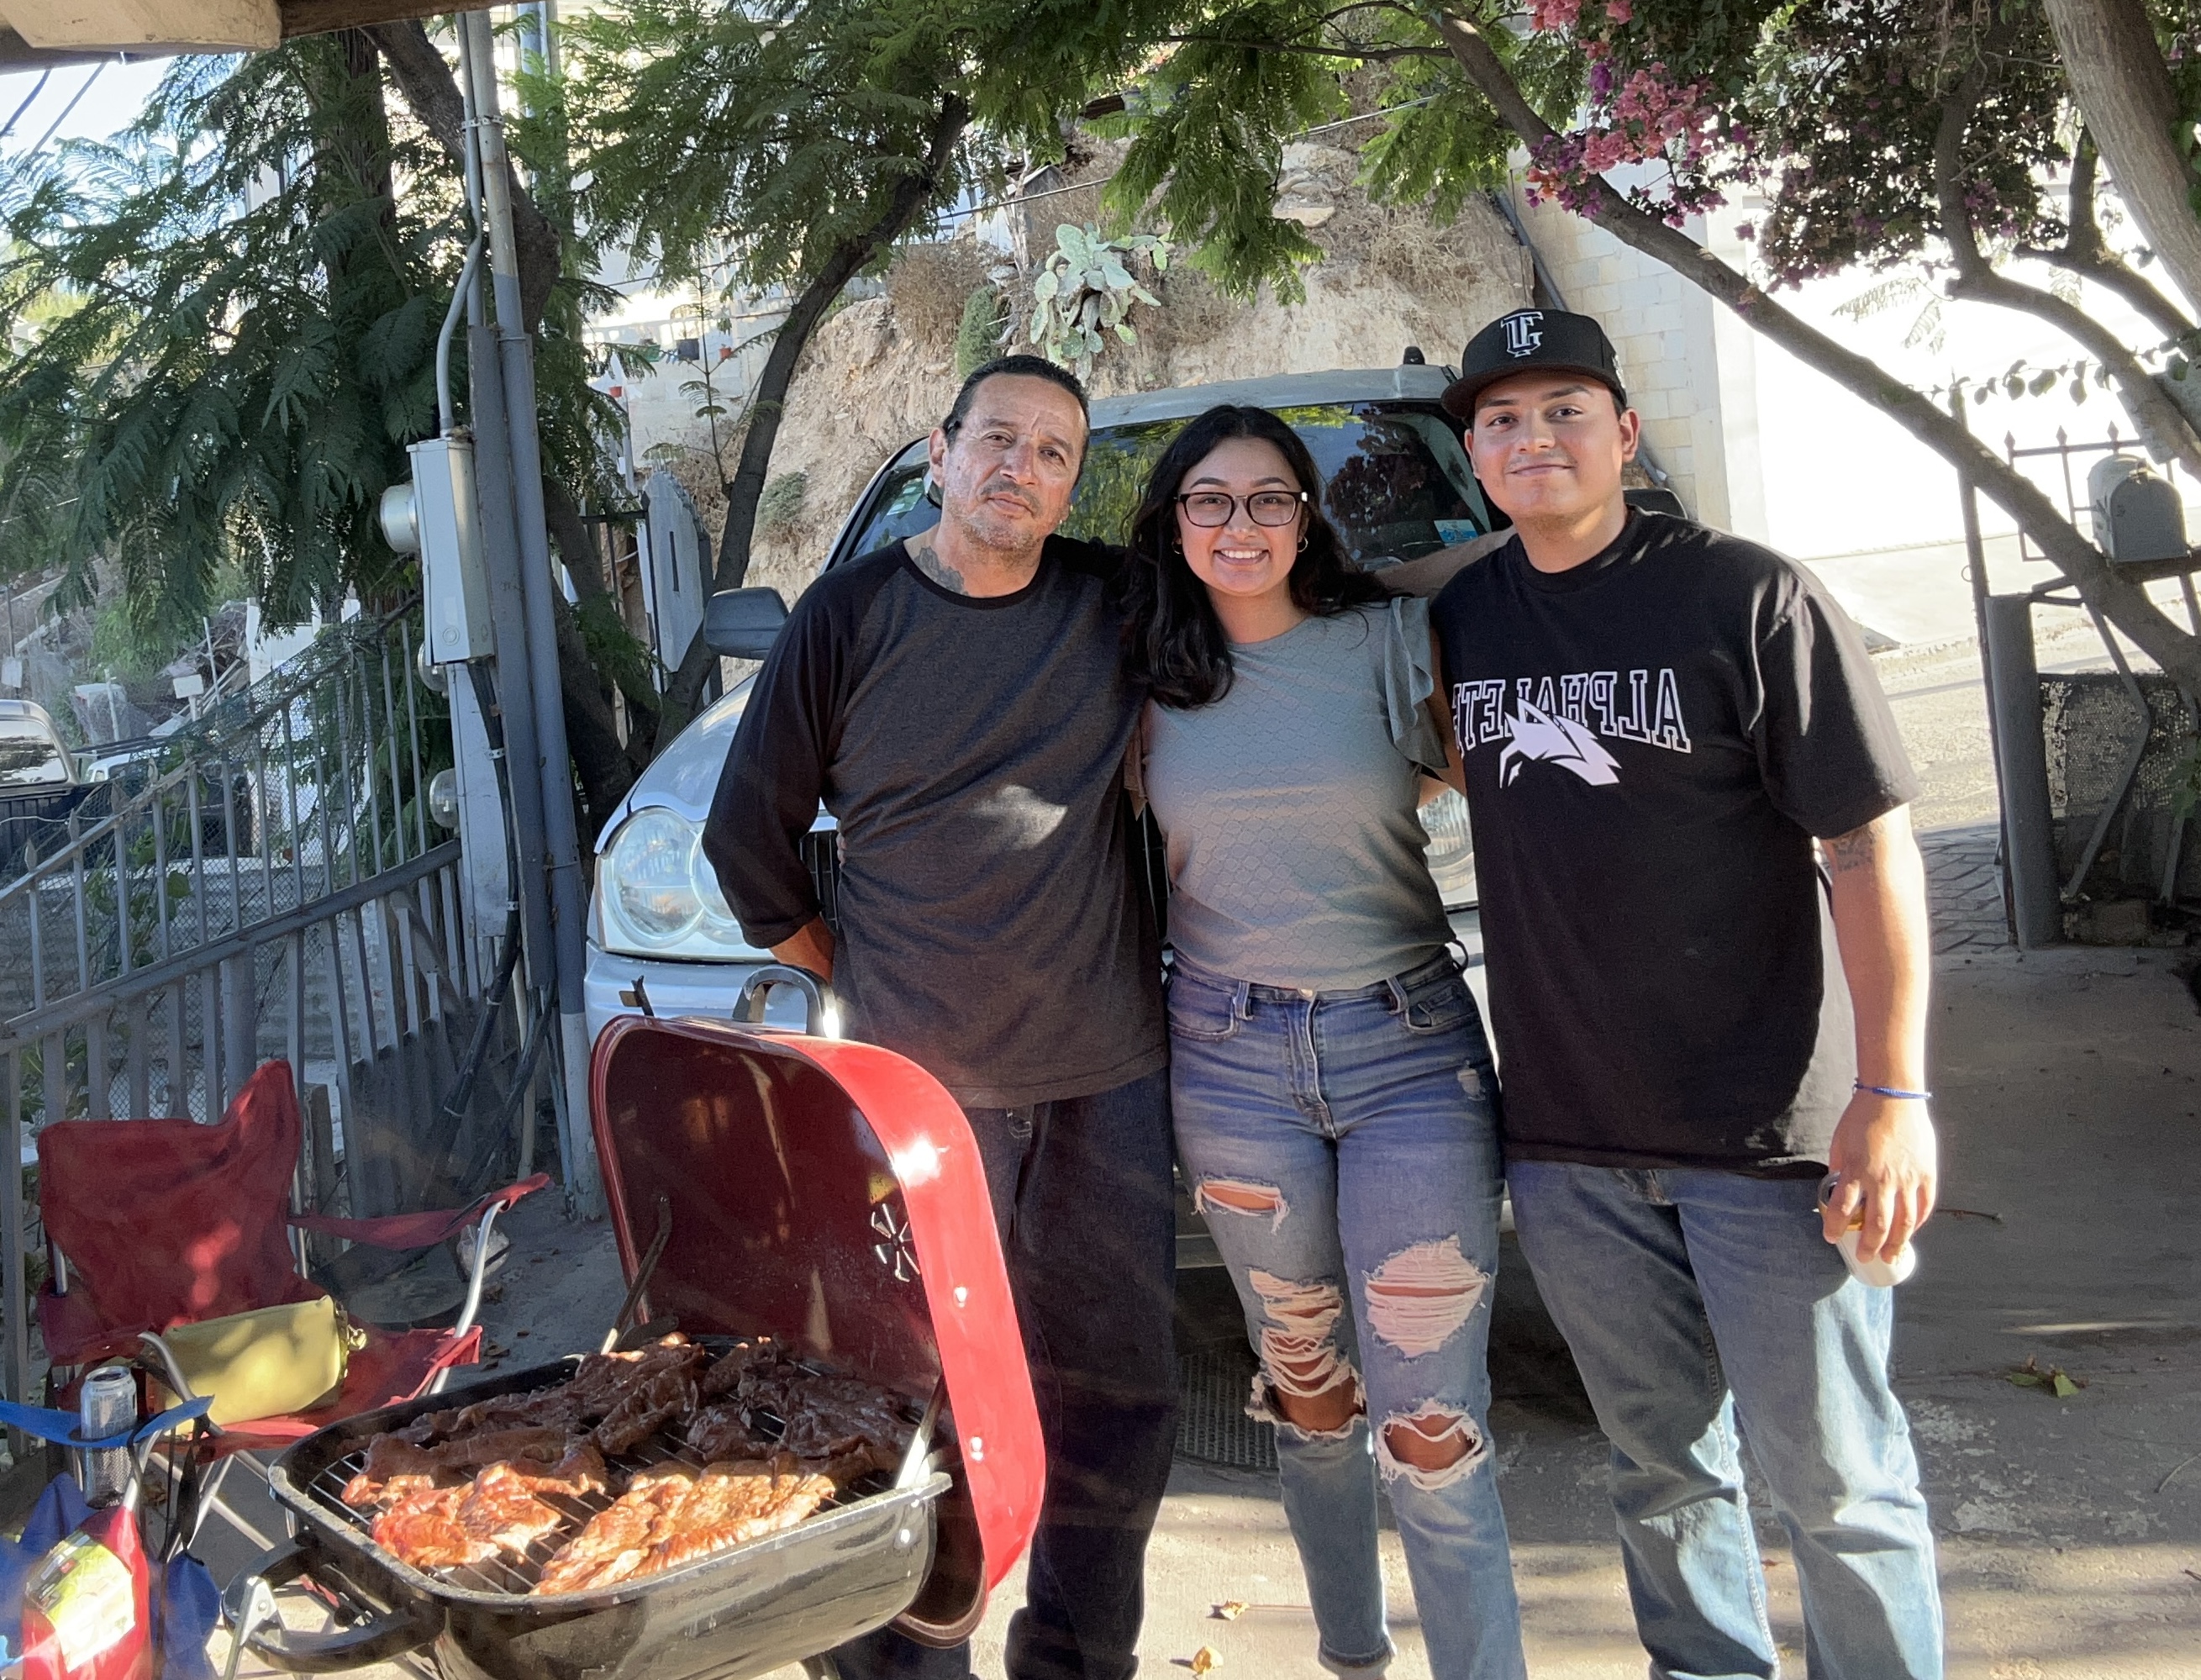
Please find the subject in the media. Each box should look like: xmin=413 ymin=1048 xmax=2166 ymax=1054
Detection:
xmin=703 ymin=355 xmax=1174 ymax=1680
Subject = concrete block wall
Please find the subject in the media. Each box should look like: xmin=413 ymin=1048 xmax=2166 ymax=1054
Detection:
xmin=1507 ymin=176 xmax=1767 ymax=543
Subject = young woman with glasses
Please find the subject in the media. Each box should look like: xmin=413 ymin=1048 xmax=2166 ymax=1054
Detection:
xmin=1118 ymin=405 xmax=1524 ymax=1680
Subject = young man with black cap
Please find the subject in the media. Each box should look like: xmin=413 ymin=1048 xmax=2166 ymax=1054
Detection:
xmin=1428 ymin=308 xmax=1945 ymax=1678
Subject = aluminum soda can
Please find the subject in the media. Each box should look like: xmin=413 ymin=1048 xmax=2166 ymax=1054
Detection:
xmin=76 ymin=1366 xmax=136 ymax=1506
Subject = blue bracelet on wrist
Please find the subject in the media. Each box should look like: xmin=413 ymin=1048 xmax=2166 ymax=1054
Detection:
xmin=1856 ymin=1082 xmax=1932 ymax=1101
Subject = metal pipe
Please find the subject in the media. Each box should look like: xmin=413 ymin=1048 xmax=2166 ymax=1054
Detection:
xmin=1951 ymin=387 xmax=2014 ymax=940
xmin=461 ymin=9 xmax=600 ymax=1215
xmin=1982 ymin=593 xmax=2063 ymax=947
xmin=436 ymin=240 xmax=485 ymax=438
xmin=455 ymin=23 xmax=557 ymax=1181
xmin=2158 ymin=572 xmax=2201 ymax=904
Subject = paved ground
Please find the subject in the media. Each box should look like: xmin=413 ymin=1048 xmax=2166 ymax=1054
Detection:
xmin=192 ymin=626 xmax=2201 ymax=1678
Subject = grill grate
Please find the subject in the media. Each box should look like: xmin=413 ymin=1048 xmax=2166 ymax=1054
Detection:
xmin=308 ymin=1356 xmax=909 ymax=1598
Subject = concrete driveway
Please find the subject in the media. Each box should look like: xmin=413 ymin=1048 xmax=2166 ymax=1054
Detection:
xmin=196 ymin=631 xmax=2201 ymax=1678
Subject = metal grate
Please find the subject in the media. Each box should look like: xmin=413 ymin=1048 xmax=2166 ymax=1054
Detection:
xmin=1174 ymin=1345 xmax=1277 ymax=1472
xmin=308 ymin=1357 xmax=909 ymax=1598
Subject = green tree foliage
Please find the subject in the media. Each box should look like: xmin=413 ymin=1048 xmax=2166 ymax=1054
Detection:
xmin=563 ymin=0 xmax=1000 ymax=724
xmin=0 ymin=27 xmax=650 ymax=823
xmin=1084 ymin=0 xmax=2201 ymax=690
xmin=0 ymin=38 xmax=445 ymax=632
xmin=558 ymin=0 xmax=1194 ymax=729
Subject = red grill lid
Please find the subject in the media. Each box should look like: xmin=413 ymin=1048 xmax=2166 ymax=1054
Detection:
xmin=589 ymin=1014 xmax=1044 ymax=1635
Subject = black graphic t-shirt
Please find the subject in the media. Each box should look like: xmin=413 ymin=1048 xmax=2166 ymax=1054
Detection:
xmin=1430 ymin=512 xmax=1919 ymax=1172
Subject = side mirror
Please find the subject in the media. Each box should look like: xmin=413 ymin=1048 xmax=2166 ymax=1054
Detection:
xmin=703 ymin=587 xmax=789 ymax=660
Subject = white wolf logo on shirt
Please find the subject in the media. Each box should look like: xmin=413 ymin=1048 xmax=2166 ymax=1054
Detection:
xmin=1498 ymin=698 xmax=1622 ymax=787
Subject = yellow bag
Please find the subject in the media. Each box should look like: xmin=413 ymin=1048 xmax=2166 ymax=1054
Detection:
xmin=140 ymin=1297 xmax=361 ymax=1426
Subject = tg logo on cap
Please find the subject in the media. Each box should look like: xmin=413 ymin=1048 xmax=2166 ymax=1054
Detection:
xmin=1500 ymin=310 xmax=1544 ymax=357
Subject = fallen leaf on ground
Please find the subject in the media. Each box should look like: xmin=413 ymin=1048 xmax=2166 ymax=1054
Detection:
xmin=2005 ymin=1355 xmax=2086 ymax=1397
xmin=1210 ymin=1603 xmax=1247 ymax=1621
xmin=1188 ymin=1648 xmax=1220 ymax=1675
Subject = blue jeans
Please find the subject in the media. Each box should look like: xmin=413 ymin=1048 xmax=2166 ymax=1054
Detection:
xmin=1169 ymin=954 xmax=1525 ymax=1680
xmin=832 ymin=1070 xmax=1179 ymax=1680
xmin=1508 ymin=1161 xmax=1943 ymax=1680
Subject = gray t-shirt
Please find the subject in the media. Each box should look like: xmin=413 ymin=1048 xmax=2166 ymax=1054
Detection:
xmin=703 ymin=539 xmax=1166 ymax=1109
xmin=1140 ymin=597 xmax=1454 ymax=991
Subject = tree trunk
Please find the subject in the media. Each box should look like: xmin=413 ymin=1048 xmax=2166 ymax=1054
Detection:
xmin=656 ymin=92 xmax=973 ymax=734
xmin=2041 ymin=0 xmax=2201 ymax=323
xmin=1434 ymin=11 xmax=2201 ymax=695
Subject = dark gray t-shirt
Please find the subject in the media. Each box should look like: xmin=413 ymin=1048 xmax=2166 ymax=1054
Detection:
xmin=702 ymin=538 xmax=1166 ymax=1108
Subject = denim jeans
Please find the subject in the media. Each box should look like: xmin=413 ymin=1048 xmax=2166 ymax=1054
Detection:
xmin=1168 ymin=954 xmax=1525 ymax=1680
xmin=831 ymin=1069 xmax=1179 ymax=1680
xmin=1507 ymin=1161 xmax=1943 ymax=1680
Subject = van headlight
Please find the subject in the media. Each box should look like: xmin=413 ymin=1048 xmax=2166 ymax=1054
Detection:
xmin=595 ymin=808 xmax=767 ymax=960
xmin=1421 ymin=789 xmax=1477 ymax=909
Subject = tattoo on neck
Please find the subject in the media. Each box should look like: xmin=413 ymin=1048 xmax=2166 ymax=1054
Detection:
xmin=911 ymin=545 xmax=968 ymax=595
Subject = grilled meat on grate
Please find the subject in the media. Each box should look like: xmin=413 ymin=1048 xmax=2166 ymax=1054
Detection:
xmin=368 ymin=1445 xmax=618 ymax=1572
xmin=531 ymin=1456 xmax=837 ymax=1596
xmin=640 ymin=1460 xmax=838 ymax=1576
xmin=530 ymin=1466 xmax=692 ymax=1595
xmin=592 ymin=1362 xmax=702 ymax=1457
xmin=336 ymin=1336 xmax=918 ymax=1588
xmin=453 ymin=1462 xmax=568 ymax=1555
xmin=697 ymin=1339 xmax=781 ymax=1401
xmin=683 ymin=1402 xmax=772 ymax=1464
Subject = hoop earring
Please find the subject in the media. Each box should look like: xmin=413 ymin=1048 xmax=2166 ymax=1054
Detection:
xmin=1297 ymin=532 xmax=1308 ymax=553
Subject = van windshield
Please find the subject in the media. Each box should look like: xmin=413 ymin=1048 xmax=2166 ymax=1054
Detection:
xmin=0 ymin=723 xmax=68 ymax=787
xmin=839 ymin=402 xmax=1496 ymax=569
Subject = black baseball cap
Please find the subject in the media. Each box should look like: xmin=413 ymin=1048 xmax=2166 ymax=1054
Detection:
xmin=1440 ymin=308 xmax=1628 ymax=419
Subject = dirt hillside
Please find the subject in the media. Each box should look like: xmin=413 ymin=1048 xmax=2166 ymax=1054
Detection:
xmin=662 ymin=150 xmax=1532 ymax=604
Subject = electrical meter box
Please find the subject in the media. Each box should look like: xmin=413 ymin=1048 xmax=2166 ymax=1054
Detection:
xmin=2087 ymin=455 xmax=2189 ymax=566
xmin=382 ymin=437 xmax=492 ymax=663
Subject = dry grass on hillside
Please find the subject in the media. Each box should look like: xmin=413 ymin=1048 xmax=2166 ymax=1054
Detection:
xmin=885 ymin=241 xmax=995 ymax=350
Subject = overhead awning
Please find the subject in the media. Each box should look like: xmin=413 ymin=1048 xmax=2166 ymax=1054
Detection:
xmin=0 ymin=0 xmax=461 ymax=66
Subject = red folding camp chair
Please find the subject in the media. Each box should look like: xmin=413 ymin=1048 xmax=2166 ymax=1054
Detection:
xmin=34 ymin=1060 xmax=546 ymax=1456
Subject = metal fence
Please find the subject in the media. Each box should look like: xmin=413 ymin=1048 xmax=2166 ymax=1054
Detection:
xmin=0 ymin=607 xmax=519 ymax=1406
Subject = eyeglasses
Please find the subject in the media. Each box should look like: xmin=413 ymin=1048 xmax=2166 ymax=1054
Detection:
xmin=1175 ymin=490 xmax=1308 ymax=528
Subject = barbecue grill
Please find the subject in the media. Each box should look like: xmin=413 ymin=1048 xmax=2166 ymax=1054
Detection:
xmin=224 ymin=984 xmax=1045 ymax=1680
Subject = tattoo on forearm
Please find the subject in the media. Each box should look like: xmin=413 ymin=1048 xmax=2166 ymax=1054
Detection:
xmin=1822 ymin=818 xmax=1887 ymax=876
xmin=911 ymin=545 xmax=968 ymax=595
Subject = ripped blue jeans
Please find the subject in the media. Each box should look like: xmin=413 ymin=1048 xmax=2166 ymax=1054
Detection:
xmin=1168 ymin=953 xmax=1525 ymax=1680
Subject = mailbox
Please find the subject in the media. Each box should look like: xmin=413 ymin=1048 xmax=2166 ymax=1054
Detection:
xmin=2087 ymin=455 xmax=2189 ymax=566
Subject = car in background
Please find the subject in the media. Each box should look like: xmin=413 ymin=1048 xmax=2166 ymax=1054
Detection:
xmin=0 ymin=698 xmax=92 ymax=878
xmin=586 ymin=361 xmax=1498 ymax=1040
